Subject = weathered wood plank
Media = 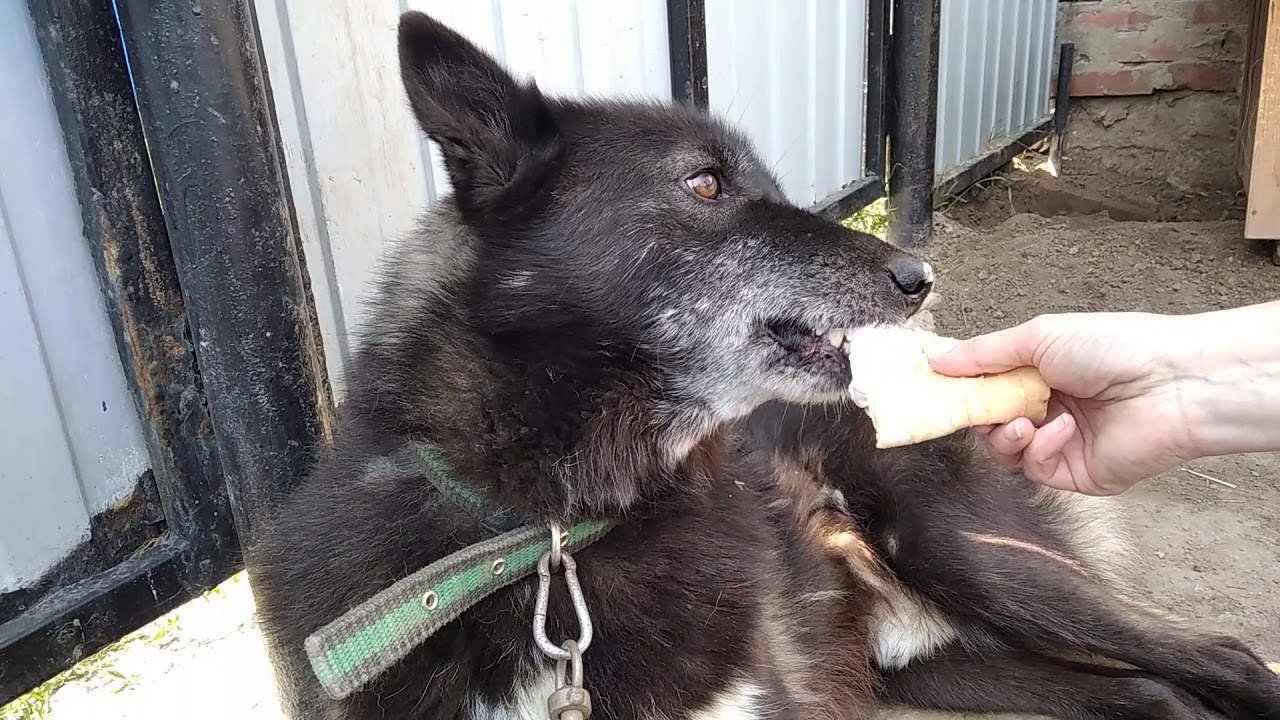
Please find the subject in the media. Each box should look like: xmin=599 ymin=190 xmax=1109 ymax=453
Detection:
xmin=1241 ymin=0 xmax=1280 ymax=265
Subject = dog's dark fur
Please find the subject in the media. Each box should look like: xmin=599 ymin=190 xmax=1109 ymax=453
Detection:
xmin=249 ymin=12 xmax=1280 ymax=720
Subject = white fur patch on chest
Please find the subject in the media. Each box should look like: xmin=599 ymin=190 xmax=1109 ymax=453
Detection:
xmin=870 ymin=587 xmax=958 ymax=671
xmin=689 ymin=680 xmax=767 ymax=720
xmin=471 ymin=673 xmax=765 ymax=720
xmin=468 ymin=666 xmax=558 ymax=720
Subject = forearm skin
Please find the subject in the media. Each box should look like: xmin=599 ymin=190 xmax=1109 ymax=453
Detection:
xmin=1173 ymin=300 xmax=1280 ymax=460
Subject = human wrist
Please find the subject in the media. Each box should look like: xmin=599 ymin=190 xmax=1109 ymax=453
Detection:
xmin=1167 ymin=302 xmax=1280 ymax=460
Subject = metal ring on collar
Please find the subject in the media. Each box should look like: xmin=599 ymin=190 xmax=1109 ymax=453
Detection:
xmin=549 ymin=524 xmax=564 ymax=570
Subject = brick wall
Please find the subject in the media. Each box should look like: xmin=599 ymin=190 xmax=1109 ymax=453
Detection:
xmin=1057 ymin=0 xmax=1251 ymax=96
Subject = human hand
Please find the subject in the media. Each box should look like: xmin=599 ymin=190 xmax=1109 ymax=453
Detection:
xmin=926 ymin=312 xmax=1201 ymax=495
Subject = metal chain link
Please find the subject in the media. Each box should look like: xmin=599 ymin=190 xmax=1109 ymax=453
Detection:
xmin=533 ymin=525 xmax=594 ymax=661
xmin=554 ymin=639 xmax=585 ymax=689
xmin=535 ymin=525 xmax=596 ymax=719
xmin=548 ymin=639 xmax=591 ymax=719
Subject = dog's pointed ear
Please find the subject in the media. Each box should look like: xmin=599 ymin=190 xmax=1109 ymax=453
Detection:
xmin=398 ymin=11 xmax=561 ymax=222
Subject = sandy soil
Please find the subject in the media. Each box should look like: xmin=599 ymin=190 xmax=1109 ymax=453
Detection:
xmin=13 ymin=572 xmax=283 ymax=720
xmin=13 ymin=163 xmax=1278 ymax=720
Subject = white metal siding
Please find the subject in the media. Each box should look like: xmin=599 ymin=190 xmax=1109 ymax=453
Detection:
xmin=936 ymin=0 xmax=1057 ymax=176
xmin=705 ymin=0 xmax=870 ymax=207
xmin=257 ymin=1 xmax=672 ymax=390
xmin=1 ymin=4 xmax=151 ymax=592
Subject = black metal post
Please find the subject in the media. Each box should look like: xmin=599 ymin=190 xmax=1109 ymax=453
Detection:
xmin=6 ymin=0 xmax=246 ymax=702
xmin=887 ymin=0 xmax=942 ymax=249
xmin=23 ymin=0 xmax=233 ymax=588
xmin=864 ymin=0 xmax=891 ymax=180
xmin=112 ymin=0 xmax=333 ymax=549
xmin=667 ymin=0 xmax=709 ymax=109
xmin=1050 ymin=43 xmax=1076 ymax=173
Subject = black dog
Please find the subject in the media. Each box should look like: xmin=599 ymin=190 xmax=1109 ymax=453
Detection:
xmin=249 ymin=11 xmax=1280 ymax=720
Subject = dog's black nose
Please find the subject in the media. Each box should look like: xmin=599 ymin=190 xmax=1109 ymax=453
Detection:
xmin=885 ymin=255 xmax=934 ymax=303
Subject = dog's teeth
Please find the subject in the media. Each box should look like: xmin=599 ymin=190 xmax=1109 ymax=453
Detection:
xmin=825 ymin=329 xmax=847 ymax=348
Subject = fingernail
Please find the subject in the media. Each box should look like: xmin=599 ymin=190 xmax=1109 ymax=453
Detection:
xmin=1055 ymin=414 xmax=1072 ymax=430
xmin=1010 ymin=419 xmax=1024 ymax=441
xmin=924 ymin=342 xmax=958 ymax=361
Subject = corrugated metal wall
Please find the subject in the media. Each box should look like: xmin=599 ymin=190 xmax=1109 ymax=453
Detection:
xmin=0 ymin=3 xmax=151 ymax=593
xmin=258 ymin=0 xmax=874 ymax=390
xmin=705 ymin=0 xmax=870 ymax=207
xmin=935 ymin=0 xmax=1057 ymax=176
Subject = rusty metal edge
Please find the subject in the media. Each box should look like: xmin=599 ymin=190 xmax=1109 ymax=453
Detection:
xmin=1 ymin=0 xmax=328 ymax=701
xmin=111 ymin=0 xmax=335 ymax=547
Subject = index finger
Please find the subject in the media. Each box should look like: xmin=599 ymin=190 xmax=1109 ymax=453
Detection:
xmin=926 ymin=321 xmax=1041 ymax=377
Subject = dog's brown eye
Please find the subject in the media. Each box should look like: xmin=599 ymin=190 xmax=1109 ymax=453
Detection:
xmin=685 ymin=171 xmax=721 ymax=200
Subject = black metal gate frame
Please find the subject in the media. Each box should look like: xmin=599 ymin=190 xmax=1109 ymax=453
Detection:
xmin=4 ymin=0 xmax=953 ymax=704
xmin=2 ymin=0 xmax=332 ymax=704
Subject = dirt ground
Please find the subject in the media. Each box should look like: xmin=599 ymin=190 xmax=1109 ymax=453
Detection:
xmin=1051 ymin=91 xmax=1248 ymax=221
xmin=921 ymin=159 xmax=1280 ymax=662
xmin=10 ymin=158 xmax=1279 ymax=720
xmin=879 ymin=158 xmax=1279 ymax=720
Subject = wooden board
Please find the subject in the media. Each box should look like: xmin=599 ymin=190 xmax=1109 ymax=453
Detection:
xmin=1239 ymin=0 xmax=1264 ymax=191
xmin=1239 ymin=0 xmax=1280 ymax=263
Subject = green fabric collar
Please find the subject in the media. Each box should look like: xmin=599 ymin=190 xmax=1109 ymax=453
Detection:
xmin=411 ymin=444 xmax=527 ymax=535
xmin=303 ymin=443 xmax=616 ymax=700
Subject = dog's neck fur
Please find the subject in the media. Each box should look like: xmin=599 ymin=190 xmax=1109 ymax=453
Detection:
xmin=339 ymin=204 xmax=724 ymax=523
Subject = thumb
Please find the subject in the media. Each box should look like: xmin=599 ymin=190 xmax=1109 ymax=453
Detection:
xmin=926 ymin=322 xmax=1040 ymax=377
